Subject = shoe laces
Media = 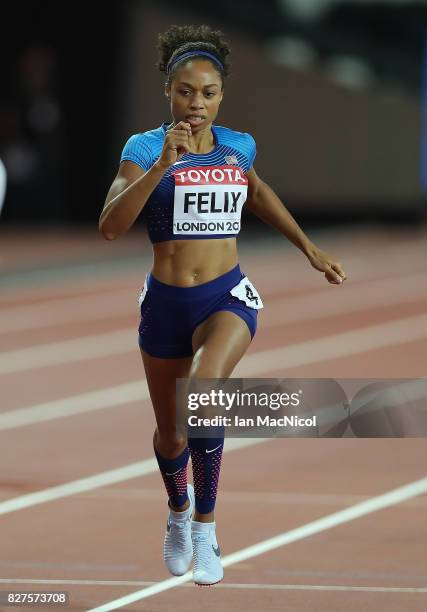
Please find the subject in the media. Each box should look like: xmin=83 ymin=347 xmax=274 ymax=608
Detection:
xmin=192 ymin=533 xmax=213 ymax=569
xmin=168 ymin=516 xmax=190 ymax=543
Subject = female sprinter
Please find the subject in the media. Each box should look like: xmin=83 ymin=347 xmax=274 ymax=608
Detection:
xmin=99 ymin=24 xmax=347 ymax=586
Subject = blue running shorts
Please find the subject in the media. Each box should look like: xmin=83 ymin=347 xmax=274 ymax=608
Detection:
xmin=137 ymin=264 xmax=263 ymax=358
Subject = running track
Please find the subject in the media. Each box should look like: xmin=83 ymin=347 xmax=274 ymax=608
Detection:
xmin=0 ymin=224 xmax=426 ymax=611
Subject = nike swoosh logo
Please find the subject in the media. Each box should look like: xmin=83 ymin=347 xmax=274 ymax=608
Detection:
xmin=165 ymin=468 xmax=181 ymax=476
xmin=173 ymin=160 xmax=187 ymax=165
xmin=206 ymin=444 xmax=222 ymax=454
xmin=212 ymin=544 xmax=221 ymax=557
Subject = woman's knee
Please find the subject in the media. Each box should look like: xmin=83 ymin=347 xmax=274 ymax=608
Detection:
xmin=189 ymin=363 xmax=224 ymax=379
xmin=153 ymin=428 xmax=187 ymax=458
xmin=189 ymin=348 xmax=226 ymax=379
xmin=190 ymin=314 xmax=251 ymax=380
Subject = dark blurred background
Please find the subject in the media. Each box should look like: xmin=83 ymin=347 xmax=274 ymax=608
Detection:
xmin=1 ymin=0 xmax=426 ymax=228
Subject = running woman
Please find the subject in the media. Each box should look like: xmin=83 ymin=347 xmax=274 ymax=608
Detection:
xmin=99 ymin=24 xmax=347 ymax=586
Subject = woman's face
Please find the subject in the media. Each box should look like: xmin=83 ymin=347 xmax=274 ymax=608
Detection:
xmin=166 ymin=59 xmax=224 ymax=131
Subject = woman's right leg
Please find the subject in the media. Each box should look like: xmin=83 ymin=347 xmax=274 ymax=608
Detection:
xmin=140 ymin=348 xmax=193 ymax=510
xmin=141 ymin=348 xmax=195 ymax=577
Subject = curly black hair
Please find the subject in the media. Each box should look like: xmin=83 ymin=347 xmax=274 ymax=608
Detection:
xmin=157 ymin=24 xmax=231 ymax=86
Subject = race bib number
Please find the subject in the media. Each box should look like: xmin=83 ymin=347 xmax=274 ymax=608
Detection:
xmin=172 ymin=165 xmax=248 ymax=235
xmin=230 ymin=276 xmax=264 ymax=309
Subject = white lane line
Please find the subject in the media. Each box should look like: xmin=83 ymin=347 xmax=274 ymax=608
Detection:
xmin=0 ymin=257 xmax=148 ymax=293
xmin=0 ymin=234 xmax=425 ymax=312
xmin=234 ymin=312 xmax=427 ymax=376
xmin=76 ymin=487 xmax=427 ymax=508
xmin=0 ymin=276 xmax=141 ymax=307
xmin=87 ymin=476 xmax=427 ymax=611
xmin=0 ymin=329 xmax=135 ymax=374
xmin=211 ymin=583 xmax=427 ymax=593
xmin=2 ymin=313 xmax=427 ymax=426
xmin=0 ymin=579 xmax=154 ymax=586
xmin=2 ymin=267 xmax=427 ymax=374
xmin=0 ymin=462 xmax=154 ymax=516
xmin=0 ymin=381 xmax=148 ymax=430
xmin=2 ymin=268 xmax=426 ymax=334
xmin=262 ymin=271 xmax=427 ymax=328
xmin=0 ymin=438 xmax=267 ymax=516
xmin=0 ymin=290 xmax=135 ymax=333
xmin=0 ymin=579 xmax=426 ymax=593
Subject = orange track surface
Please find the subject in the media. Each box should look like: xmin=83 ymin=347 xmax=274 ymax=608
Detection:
xmin=0 ymin=225 xmax=426 ymax=611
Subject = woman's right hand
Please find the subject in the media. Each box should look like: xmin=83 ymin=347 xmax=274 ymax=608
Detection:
xmin=157 ymin=121 xmax=192 ymax=168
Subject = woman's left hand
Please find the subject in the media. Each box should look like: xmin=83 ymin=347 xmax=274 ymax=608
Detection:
xmin=306 ymin=245 xmax=347 ymax=285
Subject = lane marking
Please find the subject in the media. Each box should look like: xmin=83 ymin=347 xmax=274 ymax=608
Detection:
xmin=0 ymin=290 xmax=134 ymax=333
xmin=0 ymin=314 xmax=427 ymax=374
xmin=76 ymin=487 xmax=427 ymax=508
xmin=2 ymin=269 xmax=427 ymax=334
xmin=234 ymin=312 xmax=427 ymax=376
xmin=0 ymin=438 xmax=267 ymax=516
xmin=262 ymin=271 xmax=427 ymax=328
xmin=0 ymin=329 xmax=136 ymax=374
xmin=0 ymin=561 xmax=137 ymax=571
xmin=0 ymin=381 xmax=149 ymax=430
xmin=2 ymin=314 xmax=427 ymax=427
xmin=1 ymin=232 xmax=425 ymax=302
xmin=0 ymin=256 xmax=148 ymax=292
xmin=0 ymin=579 xmax=426 ymax=593
xmin=87 ymin=476 xmax=427 ymax=611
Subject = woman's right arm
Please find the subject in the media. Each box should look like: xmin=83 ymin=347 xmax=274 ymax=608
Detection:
xmin=99 ymin=121 xmax=192 ymax=240
xmin=99 ymin=160 xmax=168 ymax=240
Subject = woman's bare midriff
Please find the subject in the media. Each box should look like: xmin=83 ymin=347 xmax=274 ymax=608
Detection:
xmin=151 ymin=238 xmax=239 ymax=286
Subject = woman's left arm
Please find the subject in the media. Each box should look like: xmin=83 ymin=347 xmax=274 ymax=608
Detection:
xmin=245 ymin=167 xmax=347 ymax=285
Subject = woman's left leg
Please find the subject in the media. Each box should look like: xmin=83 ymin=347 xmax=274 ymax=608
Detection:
xmin=188 ymin=310 xmax=253 ymax=585
xmin=189 ymin=309 xmax=252 ymax=521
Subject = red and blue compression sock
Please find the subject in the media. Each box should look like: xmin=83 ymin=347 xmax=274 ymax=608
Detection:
xmin=154 ymin=444 xmax=190 ymax=508
xmin=188 ymin=428 xmax=224 ymax=514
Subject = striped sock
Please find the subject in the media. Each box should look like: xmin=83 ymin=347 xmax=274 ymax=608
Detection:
xmin=154 ymin=445 xmax=190 ymax=508
xmin=188 ymin=433 xmax=224 ymax=514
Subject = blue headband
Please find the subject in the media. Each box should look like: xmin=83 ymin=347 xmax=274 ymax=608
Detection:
xmin=167 ymin=50 xmax=224 ymax=74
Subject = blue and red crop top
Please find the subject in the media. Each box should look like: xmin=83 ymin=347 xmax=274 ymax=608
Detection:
xmin=120 ymin=122 xmax=256 ymax=244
